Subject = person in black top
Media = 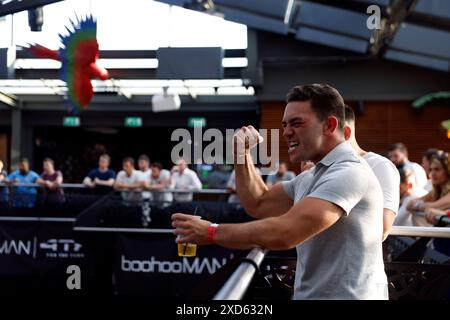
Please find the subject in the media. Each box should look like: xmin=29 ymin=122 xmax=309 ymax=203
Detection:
xmin=83 ymin=154 xmax=115 ymax=194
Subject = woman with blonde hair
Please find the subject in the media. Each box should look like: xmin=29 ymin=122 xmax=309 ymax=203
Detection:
xmin=408 ymin=151 xmax=450 ymax=213
xmin=408 ymin=151 xmax=450 ymax=256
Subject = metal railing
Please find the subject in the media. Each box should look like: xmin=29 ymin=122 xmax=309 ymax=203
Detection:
xmin=0 ymin=182 xmax=228 ymax=193
xmin=0 ymin=182 xmax=85 ymax=188
xmin=73 ymin=226 xmax=174 ymax=233
xmin=213 ymin=248 xmax=267 ymax=300
xmin=390 ymin=226 xmax=450 ymax=238
xmin=0 ymin=216 xmax=76 ymax=222
xmin=391 ymin=210 xmax=450 ymax=238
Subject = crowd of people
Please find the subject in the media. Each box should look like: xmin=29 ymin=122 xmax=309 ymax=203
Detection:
xmin=0 ymin=153 xmax=299 ymax=208
xmin=1 ymin=138 xmax=449 ymax=231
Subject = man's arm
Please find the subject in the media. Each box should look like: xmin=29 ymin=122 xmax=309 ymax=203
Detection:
xmin=234 ymin=127 xmax=293 ymax=218
xmin=114 ymin=174 xmax=124 ymax=190
xmin=83 ymin=176 xmax=94 ymax=187
xmin=172 ymin=197 xmax=343 ymax=250
xmin=53 ymin=172 xmax=63 ymax=188
xmin=36 ymin=177 xmax=48 ymax=187
xmin=188 ymin=172 xmax=202 ymax=190
xmin=94 ymin=178 xmax=115 ymax=187
xmin=370 ymin=161 xmax=399 ymax=241
xmin=407 ymin=192 xmax=434 ymax=211
xmin=382 ymin=209 xmax=396 ymax=241
xmin=422 ymin=192 xmax=450 ymax=210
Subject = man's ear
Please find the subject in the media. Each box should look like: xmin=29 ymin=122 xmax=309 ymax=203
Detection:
xmin=344 ymin=125 xmax=351 ymax=141
xmin=323 ymin=117 xmax=338 ymax=136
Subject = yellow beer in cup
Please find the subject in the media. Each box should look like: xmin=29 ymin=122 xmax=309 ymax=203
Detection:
xmin=177 ymin=215 xmax=200 ymax=257
xmin=177 ymin=242 xmax=197 ymax=257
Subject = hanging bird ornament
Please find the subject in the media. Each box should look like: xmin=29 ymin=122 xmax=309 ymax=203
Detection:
xmin=27 ymin=15 xmax=109 ymax=112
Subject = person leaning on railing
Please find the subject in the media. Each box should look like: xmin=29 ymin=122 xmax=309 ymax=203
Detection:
xmin=83 ymin=154 xmax=115 ymax=194
xmin=171 ymin=159 xmax=202 ymax=202
xmin=408 ymin=151 xmax=450 ymax=256
xmin=4 ymin=158 xmax=40 ymax=208
xmin=114 ymin=157 xmax=145 ymax=206
xmin=408 ymin=151 xmax=450 ymax=215
xmin=143 ymin=162 xmax=173 ymax=207
xmin=36 ymin=157 xmax=66 ymax=204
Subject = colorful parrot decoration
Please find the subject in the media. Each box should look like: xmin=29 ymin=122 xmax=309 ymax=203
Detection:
xmin=27 ymin=15 xmax=109 ymax=112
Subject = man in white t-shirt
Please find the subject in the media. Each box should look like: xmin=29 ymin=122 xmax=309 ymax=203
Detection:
xmin=147 ymin=162 xmax=173 ymax=207
xmin=394 ymin=168 xmax=430 ymax=226
xmin=171 ymin=159 xmax=202 ymax=202
xmin=388 ymin=142 xmax=428 ymax=190
xmin=114 ymin=157 xmax=144 ymax=205
xmin=345 ymin=106 xmax=400 ymax=241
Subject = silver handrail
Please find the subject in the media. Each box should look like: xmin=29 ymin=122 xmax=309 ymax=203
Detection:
xmin=390 ymin=226 xmax=450 ymax=238
xmin=151 ymin=189 xmax=228 ymax=194
xmin=0 ymin=182 xmax=85 ymax=188
xmin=213 ymin=248 xmax=266 ymax=300
xmin=73 ymin=227 xmax=174 ymax=233
xmin=0 ymin=216 xmax=76 ymax=222
xmin=0 ymin=183 xmax=229 ymax=193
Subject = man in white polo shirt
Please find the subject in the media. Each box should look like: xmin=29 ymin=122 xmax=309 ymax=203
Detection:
xmin=171 ymin=159 xmax=202 ymax=202
xmin=114 ymin=157 xmax=144 ymax=206
xmin=172 ymin=84 xmax=387 ymax=299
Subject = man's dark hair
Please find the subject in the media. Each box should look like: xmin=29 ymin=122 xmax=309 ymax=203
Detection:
xmin=151 ymin=162 xmax=163 ymax=170
xmin=423 ymin=148 xmax=441 ymax=161
xmin=138 ymin=154 xmax=150 ymax=163
xmin=344 ymin=105 xmax=356 ymax=124
xmin=398 ymin=168 xmax=408 ymax=184
xmin=388 ymin=143 xmax=408 ymax=155
xmin=43 ymin=157 xmax=54 ymax=165
xmin=122 ymin=157 xmax=135 ymax=166
xmin=20 ymin=157 xmax=29 ymax=164
xmin=286 ymin=83 xmax=346 ymax=130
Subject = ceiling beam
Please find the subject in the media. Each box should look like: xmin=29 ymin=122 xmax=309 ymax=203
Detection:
xmin=0 ymin=0 xmax=63 ymax=17
xmin=369 ymin=0 xmax=419 ymax=57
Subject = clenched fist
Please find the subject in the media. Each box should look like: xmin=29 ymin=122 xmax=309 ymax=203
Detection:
xmin=233 ymin=126 xmax=264 ymax=162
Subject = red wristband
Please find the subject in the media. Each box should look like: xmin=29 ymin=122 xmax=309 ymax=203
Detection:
xmin=446 ymin=210 xmax=450 ymax=217
xmin=207 ymin=223 xmax=219 ymax=244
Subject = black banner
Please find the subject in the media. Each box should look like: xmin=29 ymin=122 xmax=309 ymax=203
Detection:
xmin=114 ymin=232 xmax=240 ymax=297
xmin=0 ymin=221 xmax=93 ymax=276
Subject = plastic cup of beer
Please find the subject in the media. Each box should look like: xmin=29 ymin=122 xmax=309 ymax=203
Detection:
xmin=177 ymin=215 xmax=200 ymax=257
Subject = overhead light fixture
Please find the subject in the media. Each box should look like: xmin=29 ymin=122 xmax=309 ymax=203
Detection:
xmin=28 ymin=6 xmax=44 ymax=32
xmin=152 ymin=87 xmax=181 ymax=112
xmin=184 ymin=0 xmax=215 ymax=13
